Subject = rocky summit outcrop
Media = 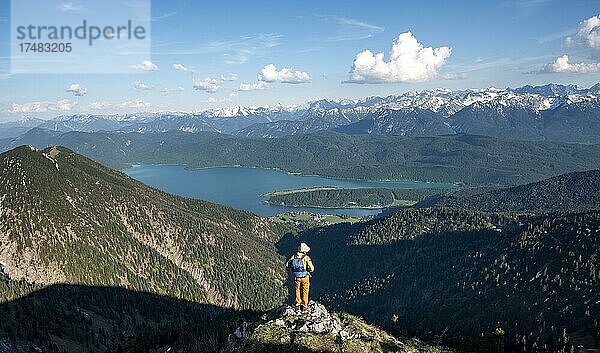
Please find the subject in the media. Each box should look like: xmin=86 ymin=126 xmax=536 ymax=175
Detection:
xmin=223 ymin=301 xmax=451 ymax=353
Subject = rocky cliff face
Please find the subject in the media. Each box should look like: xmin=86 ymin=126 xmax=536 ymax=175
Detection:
xmin=223 ymin=301 xmax=451 ymax=353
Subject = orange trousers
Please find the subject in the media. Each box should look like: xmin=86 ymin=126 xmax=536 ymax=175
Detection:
xmin=294 ymin=276 xmax=310 ymax=307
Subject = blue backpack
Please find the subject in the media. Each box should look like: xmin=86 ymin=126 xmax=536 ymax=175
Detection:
xmin=292 ymin=255 xmax=308 ymax=278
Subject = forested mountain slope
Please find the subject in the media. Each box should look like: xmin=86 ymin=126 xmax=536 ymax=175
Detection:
xmin=0 ymin=145 xmax=286 ymax=311
xmin=266 ymin=187 xmax=450 ymax=208
xmin=3 ymin=130 xmax=600 ymax=185
xmin=424 ymin=170 xmax=600 ymax=212
xmin=278 ymin=208 xmax=600 ymax=352
xmin=0 ymin=280 xmax=243 ymax=353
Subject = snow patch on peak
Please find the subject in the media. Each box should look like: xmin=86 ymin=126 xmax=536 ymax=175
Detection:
xmin=213 ymin=106 xmax=250 ymax=118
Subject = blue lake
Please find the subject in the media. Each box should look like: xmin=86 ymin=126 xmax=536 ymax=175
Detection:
xmin=123 ymin=165 xmax=454 ymax=217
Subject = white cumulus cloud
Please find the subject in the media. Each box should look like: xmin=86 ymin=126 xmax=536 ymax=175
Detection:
xmin=193 ymin=77 xmax=220 ymax=93
xmin=172 ymin=63 xmax=195 ymax=74
xmin=345 ymin=32 xmax=452 ymax=83
xmin=258 ymin=64 xmax=311 ymax=84
xmin=134 ymin=81 xmax=154 ymax=90
xmin=543 ymin=54 xmax=600 ymax=73
xmin=55 ymin=99 xmax=75 ymax=111
xmin=543 ymin=15 xmax=600 ymax=74
xmin=575 ymin=15 xmax=600 ymax=56
xmin=239 ymin=81 xmax=268 ymax=91
xmin=66 ymin=83 xmax=87 ymax=96
xmin=130 ymin=60 xmax=159 ymax=71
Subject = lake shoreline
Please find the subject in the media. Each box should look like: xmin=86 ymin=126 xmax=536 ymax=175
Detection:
xmin=124 ymin=163 xmax=460 ymax=185
xmin=123 ymin=164 xmax=455 ymax=217
xmin=262 ymin=200 xmax=387 ymax=210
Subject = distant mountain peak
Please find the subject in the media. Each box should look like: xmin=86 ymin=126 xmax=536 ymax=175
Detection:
xmin=2 ymin=82 xmax=599 ymax=142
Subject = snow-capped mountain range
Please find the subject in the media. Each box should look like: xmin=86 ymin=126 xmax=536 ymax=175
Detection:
xmin=3 ymin=83 xmax=600 ymax=144
xmin=235 ymin=83 xmax=600 ymax=143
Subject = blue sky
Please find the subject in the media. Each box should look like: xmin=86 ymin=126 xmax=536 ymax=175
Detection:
xmin=1 ymin=0 xmax=599 ymax=120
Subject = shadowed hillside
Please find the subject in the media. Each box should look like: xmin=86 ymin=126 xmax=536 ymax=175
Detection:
xmin=421 ymin=170 xmax=600 ymax=212
xmin=0 ymin=282 xmax=246 ymax=353
xmin=278 ymin=208 xmax=600 ymax=352
xmin=0 ymin=280 xmax=453 ymax=353
xmin=0 ymin=145 xmax=287 ymax=311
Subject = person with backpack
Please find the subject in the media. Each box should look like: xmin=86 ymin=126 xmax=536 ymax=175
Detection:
xmin=286 ymin=242 xmax=314 ymax=308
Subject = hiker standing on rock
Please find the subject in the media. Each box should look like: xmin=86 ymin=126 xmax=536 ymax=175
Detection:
xmin=286 ymin=242 xmax=314 ymax=308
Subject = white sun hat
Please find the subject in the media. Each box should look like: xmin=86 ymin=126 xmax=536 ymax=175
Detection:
xmin=298 ymin=242 xmax=310 ymax=253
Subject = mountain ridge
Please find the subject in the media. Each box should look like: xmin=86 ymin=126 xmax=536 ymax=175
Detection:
xmin=0 ymin=145 xmax=287 ymax=310
xmin=420 ymin=169 xmax=600 ymax=211
xmin=223 ymin=301 xmax=452 ymax=353
xmin=4 ymin=83 xmax=600 ymax=143
xmin=3 ymin=130 xmax=599 ymax=186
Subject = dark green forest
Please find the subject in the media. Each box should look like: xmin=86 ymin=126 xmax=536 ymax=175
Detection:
xmin=3 ymin=130 xmax=600 ymax=185
xmin=0 ymin=146 xmax=287 ymax=311
xmin=267 ymin=169 xmax=600 ymax=212
xmin=423 ymin=170 xmax=600 ymax=212
xmin=0 ymin=279 xmax=255 ymax=353
xmin=267 ymin=187 xmax=451 ymax=208
xmin=278 ymin=208 xmax=600 ymax=352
